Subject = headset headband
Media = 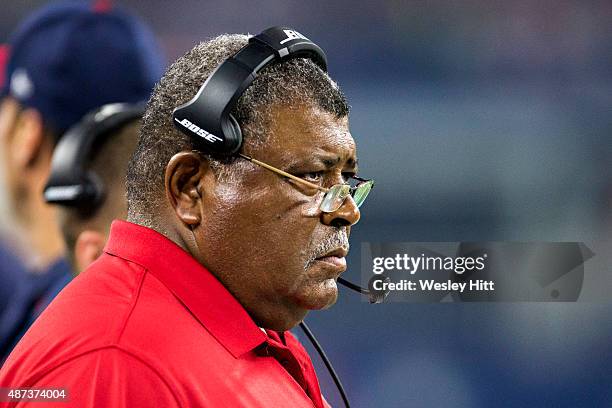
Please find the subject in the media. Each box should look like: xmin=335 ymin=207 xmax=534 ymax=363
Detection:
xmin=44 ymin=102 xmax=145 ymax=209
xmin=172 ymin=26 xmax=328 ymax=155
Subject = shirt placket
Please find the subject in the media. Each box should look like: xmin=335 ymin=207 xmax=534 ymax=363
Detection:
xmin=258 ymin=330 xmax=322 ymax=407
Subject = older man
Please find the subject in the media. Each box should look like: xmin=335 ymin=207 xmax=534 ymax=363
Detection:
xmin=0 ymin=28 xmax=371 ymax=407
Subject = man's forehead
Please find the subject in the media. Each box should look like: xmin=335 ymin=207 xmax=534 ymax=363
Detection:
xmin=264 ymin=103 xmax=356 ymax=164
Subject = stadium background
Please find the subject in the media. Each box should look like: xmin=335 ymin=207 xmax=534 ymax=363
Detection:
xmin=2 ymin=1 xmax=612 ymax=406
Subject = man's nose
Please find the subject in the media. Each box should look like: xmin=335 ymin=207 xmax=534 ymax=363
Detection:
xmin=321 ymin=195 xmax=361 ymax=228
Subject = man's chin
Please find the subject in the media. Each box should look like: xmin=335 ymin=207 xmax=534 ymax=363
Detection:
xmin=297 ymin=278 xmax=338 ymax=310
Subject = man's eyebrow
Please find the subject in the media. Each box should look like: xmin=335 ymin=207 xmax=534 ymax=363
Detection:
xmin=320 ymin=155 xmax=358 ymax=169
xmin=321 ymin=157 xmax=340 ymax=168
xmin=285 ymin=154 xmax=358 ymax=172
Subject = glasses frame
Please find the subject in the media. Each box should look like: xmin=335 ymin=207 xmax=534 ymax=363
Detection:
xmin=238 ymin=153 xmax=373 ymax=213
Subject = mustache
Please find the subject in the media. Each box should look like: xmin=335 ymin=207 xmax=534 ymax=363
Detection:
xmin=305 ymin=228 xmax=350 ymax=270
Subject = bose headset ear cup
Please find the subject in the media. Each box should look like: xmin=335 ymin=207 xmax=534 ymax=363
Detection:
xmin=225 ymin=114 xmax=243 ymax=154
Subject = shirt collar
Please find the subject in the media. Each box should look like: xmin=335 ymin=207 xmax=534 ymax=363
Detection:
xmin=104 ymin=220 xmax=267 ymax=358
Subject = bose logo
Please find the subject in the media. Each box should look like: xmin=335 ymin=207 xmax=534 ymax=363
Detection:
xmin=279 ymin=29 xmax=309 ymax=45
xmin=175 ymin=118 xmax=222 ymax=143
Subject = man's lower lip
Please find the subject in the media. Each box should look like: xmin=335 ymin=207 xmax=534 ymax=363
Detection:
xmin=314 ymin=256 xmax=347 ymax=270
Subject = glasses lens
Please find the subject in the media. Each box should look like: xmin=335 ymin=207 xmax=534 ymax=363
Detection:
xmin=352 ymin=180 xmax=373 ymax=207
xmin=320 ymin=184 xmax=350 ymax=212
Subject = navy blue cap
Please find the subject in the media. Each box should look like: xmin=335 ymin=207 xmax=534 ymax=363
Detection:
xmin=0 ymin=1 xmax=164 ymax=135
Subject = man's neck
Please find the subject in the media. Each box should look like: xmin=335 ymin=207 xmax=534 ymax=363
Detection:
xmin=127 ymin=212 xmax=188 ymax=252
xmin=14 ymin=197 xmax=66 ymax=273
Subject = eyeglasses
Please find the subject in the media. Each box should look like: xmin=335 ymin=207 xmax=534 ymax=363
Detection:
xmin=238 ymin=153 xmax=374 ymax=213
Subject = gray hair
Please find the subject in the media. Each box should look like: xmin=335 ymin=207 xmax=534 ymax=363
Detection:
xmin=126 ymin=34 xmax=349 ymax=228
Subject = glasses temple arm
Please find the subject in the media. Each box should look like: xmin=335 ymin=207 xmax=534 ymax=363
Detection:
xmin=239 ymin=153 xmax=330 ymax=193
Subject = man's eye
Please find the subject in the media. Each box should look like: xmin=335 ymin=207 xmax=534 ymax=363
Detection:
xmin=301 ymin=172 xmax=324 ymax=182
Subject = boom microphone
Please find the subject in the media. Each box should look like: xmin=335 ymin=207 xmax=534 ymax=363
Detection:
xmin=338 ymin=277 xmax=390 ymax=304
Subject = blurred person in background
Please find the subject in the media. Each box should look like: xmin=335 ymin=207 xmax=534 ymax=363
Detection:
xmin=0 ymin=0 xmax=163 ymax=361
xmin=45 ymin=103 xmax=143 ymax=274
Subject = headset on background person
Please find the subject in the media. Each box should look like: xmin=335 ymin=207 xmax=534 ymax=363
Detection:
xmin=44 ymin=103 xmax=145 ymax=209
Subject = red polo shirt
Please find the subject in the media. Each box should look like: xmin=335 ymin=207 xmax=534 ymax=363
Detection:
xmin=0 ymin=221 xmax=330 ymax=407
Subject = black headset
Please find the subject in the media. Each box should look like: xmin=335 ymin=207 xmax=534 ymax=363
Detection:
xmin=173 ymin=26 xmax=390 ymax=408
xmin=172 ymin=26 xmax=327 ymax=155
xmin=43 ymin=102 xmax=145 ymax=210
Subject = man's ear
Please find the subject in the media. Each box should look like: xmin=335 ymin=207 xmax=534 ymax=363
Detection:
xmin=164 ymin=151 xmax=210 ymax=227
xmin=11 ymin=108 xmax=45 ymax=168
xmin=75 ymin=230 xmax=106 ymax=273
